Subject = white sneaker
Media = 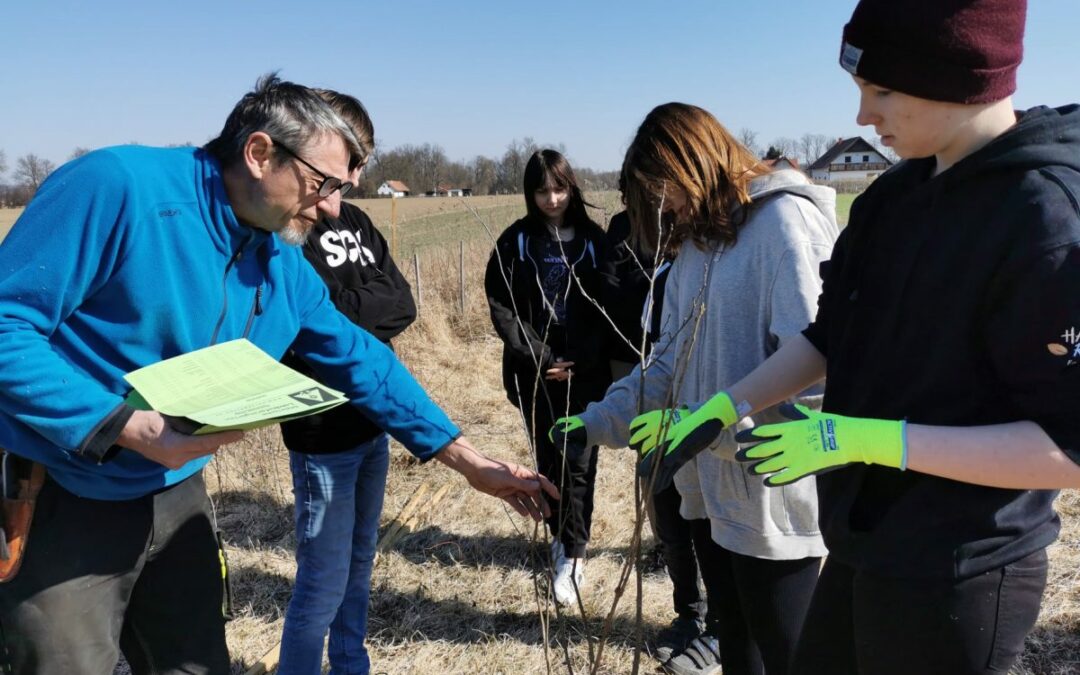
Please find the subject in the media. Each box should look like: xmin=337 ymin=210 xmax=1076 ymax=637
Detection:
xmin=552 ymin=555 xmax=585 ymax=606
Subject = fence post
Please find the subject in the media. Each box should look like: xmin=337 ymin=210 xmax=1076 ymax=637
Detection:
xmin=390 ymin=197 xmax=398 ymax=259
xmin=459 ymin=240 xmax=465 ymax=314
xmin=413 ymin=252 xmax=422 ymax=313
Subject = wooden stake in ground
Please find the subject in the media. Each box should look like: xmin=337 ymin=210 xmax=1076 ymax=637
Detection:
xmin=413 ymin=252 xmax=422 ymax=312
xmin=387 ymin=483 xmax=452 ymax=550
xmin=377 ymin=482 xmax=452 ymax=556
xmin=242 ymin=644 xmax=280 ymax=675
xmin=390 ymin=196 xmax=398 ymax=258
xmin=376 ymin=481 xmax=430 ymax=556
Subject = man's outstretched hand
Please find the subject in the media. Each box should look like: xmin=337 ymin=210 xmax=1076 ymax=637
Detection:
xmin=437 ymin=438 xmax=559 ymax=521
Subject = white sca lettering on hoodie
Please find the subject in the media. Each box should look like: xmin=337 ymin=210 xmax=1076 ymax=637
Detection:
xmin=318 ymin=229 xmax=376 ymax=268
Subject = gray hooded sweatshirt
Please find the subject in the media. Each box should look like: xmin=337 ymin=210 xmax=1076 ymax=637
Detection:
xmin=579 ymin=169 xmax=837 ymax=560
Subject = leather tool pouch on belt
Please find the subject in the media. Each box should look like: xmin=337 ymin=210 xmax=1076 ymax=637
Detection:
xmin=0 ymin=451 xmax=45 ymax=583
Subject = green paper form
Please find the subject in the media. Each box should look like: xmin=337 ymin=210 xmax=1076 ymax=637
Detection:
xmin=123 ymin=339 xmax=348 ymax=435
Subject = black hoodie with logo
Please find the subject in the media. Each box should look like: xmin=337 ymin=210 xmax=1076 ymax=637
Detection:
xmin=803 ymin=105 xmax=1080 ymax=579
xmin=281 ymin=202 xmax=416 ymax=454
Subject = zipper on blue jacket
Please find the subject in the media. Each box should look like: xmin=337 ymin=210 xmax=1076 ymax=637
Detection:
xmin=210 ymin=234 xmax=254 ymax=345
xmin=242 ymin=286 xmax=263 ymax=338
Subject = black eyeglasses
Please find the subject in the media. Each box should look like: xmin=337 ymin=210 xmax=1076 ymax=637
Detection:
xmin=270 ymin=137 xmax=354 ymax=198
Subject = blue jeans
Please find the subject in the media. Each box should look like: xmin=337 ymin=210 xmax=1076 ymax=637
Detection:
xmin=278 ymin=434 xmax=390 ymax=675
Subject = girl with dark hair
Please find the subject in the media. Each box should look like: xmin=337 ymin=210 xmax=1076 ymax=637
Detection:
xmin=484 ymin=149 xmax=613 ymax=606
xmin=553 ymin=103 xmax=837 ymax=674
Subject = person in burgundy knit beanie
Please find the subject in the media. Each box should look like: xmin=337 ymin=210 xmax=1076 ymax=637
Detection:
xmin=839 ymin=0 xmax=1026 ymax=103
xmin=636 ymin=1 xmax=1080 ymax=675
xmin=728 ymin=1 xmax=1080 ymax=674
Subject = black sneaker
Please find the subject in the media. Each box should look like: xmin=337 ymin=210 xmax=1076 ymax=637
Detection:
xmin=662 ymin=635 xmax=721 ymax=675
xmin=652 ymin=615 xmax=704 ymax=663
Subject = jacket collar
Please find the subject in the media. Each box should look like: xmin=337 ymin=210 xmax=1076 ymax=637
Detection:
xmin=194 ymin=149 xmax=275 ymax=259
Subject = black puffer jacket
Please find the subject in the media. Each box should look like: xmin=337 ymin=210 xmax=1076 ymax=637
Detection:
xmin=605 ymin=210 xmax=673 ymax=363
xmin=485 ymin=216 xmax=614 ymax=408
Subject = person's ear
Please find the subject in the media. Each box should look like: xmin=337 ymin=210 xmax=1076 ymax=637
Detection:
xmin=242 ymin=132 xmax=274 ymax=179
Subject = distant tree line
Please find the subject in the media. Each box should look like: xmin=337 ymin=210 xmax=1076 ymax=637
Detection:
xmin=0 ymin=139 xmax=620 ymax=207
xmin=359 ymin=137 xmax=620 ymax=198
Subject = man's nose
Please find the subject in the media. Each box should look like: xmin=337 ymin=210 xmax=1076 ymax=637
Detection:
xmin=317 ymin=190 xmax=343 ymax=219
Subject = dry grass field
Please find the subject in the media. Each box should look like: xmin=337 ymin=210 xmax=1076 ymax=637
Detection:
xmin=0 ymin=193 xmax=857 ymax=248
xmin=0 ymin=209 xmax=19 ymax=241
xmin=4 ymin=193 xmax=1079 ymax=674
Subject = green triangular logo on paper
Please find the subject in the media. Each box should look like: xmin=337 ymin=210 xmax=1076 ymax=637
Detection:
xmin=289 ymin=387 xmax=333 ymax=406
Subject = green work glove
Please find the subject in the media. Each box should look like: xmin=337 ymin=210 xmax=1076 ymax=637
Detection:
xmin=627 ymin=406 xmax=690 ymax=457
xmin=734 ymin=403 xmax=907 ymax=487
xmin=550 ymin=416 xmax=588 ymax=460
xmin=631 ymin=391 xmax=740 ymax=493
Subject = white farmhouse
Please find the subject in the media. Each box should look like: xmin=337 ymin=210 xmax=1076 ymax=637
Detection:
xmin=808 ymin=137 xmax=892 ymax=182
xmin=376 ymin=180 xmax=411 ymax=198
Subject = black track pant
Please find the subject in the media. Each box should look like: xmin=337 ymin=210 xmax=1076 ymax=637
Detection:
xmin=651 ymin=481 xmax=705 ymax=620
xmin=0 ymin=472 xmax=229 ymax=675
xmin=792 ymin=551 xmax=1047 ymax=675
xmin=521 ymin=378 xmax=598 ymax=558
xmin=691 ymin=518 xmax=821 ymax=675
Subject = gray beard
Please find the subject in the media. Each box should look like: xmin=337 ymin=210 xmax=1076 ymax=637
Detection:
xmin=278 ymin=221 xmax=311 ymax=246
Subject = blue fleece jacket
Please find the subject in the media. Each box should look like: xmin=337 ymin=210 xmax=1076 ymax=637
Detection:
xmin=0 ymin=146 xmax=459 ymax=500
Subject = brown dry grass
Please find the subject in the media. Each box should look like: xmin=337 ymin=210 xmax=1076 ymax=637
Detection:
xmin=0 ymin=208 xmax=20 ymax=241
xmin=2 ymin=193 xmax=854 ymax=259
xmin=347 ymin=194 xmax=523 ymax=226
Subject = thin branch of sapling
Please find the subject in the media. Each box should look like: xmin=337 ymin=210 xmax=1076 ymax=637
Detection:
xmin=591 ymin=200 xmax=719 ymax=675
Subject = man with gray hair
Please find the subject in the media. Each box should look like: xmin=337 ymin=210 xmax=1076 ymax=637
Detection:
xmin=0 ymin=74 xmax=556 ymax=675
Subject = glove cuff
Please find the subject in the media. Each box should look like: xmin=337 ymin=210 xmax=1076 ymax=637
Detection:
xmin=898 ymin=420 xmax=908 ymax=471
xmin=861 ymin=417 xmax=907 ymax=470
xmin=703 ymin=391 xmax=740 ymax=427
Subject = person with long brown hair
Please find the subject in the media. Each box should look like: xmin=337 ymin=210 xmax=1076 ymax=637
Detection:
xmin=485 ymin=149 xmax=613 ymax=606
xmin=552 ymin=103 xmax=837 ymax=674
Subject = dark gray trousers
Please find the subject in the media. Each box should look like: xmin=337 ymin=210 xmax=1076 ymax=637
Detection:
xmin=0 ymin=472 xmax=228 ymax=675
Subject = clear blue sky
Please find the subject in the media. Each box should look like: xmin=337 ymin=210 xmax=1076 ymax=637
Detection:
xmin=2 ymin=1 xmax=1077 ymax=172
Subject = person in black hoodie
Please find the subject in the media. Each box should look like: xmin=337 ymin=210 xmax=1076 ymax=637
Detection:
xmin=605 ymin=208 xmax=672 ymax=378
xmin=630 ymin=1 xmax=1080 ymax=673
xmin=276 ymin=91 xmax=416 ymax=675
xmin=607 ymin=206 xmax=704 ymax=660
xmin=485 ymin=149 xmax=612 ymax=606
